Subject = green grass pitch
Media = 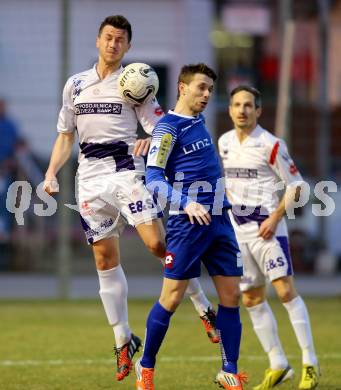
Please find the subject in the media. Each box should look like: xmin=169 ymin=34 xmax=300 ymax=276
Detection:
xmin=0 ymin=297 xmax=340 ymax=389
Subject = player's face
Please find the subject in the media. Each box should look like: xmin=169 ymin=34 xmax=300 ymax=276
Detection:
xmin=229 ymin=90 xmax=261 ymax=131
xmin=96 ymin=25 xmax=131 ymax=66
xmin=181 ymin=74 xmax=214 ymax=115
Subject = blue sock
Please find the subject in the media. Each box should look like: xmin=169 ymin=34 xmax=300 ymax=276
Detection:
xmin=141 ymin=301 xmax=173 ymax=368
xmin=216 ymin=304 xmax=242 ymax=374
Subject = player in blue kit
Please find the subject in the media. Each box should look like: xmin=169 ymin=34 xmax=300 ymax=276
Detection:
xmin=135 ymin=64 xmax=247 ymax=390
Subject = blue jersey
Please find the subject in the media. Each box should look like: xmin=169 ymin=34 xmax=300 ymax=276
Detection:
xmin=146 ymin=110 xmax=229 ymax=212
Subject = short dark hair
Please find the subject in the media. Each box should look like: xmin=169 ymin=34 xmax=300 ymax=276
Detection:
xmin=230 ymin=85 xmax=262 ymax=108
xmin=177 ymin=63 xmax=217 ymax=98
xmin=98 ymin=15 xmax=132 ymax=42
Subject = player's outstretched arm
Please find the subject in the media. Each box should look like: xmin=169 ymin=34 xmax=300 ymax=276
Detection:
xmin=44 ymin=132 xmax=75 ymax=195
xmin=133 ymin=137 xmax=151 ymax=157
xmin=184 ymin=202 xmax=211 ymax=226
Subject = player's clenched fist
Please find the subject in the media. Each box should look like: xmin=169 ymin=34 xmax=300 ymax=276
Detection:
xmin=43 ymin=174 xmax=59 ymax=195
xmin=184 ymin=202 xmax=211 ymax=226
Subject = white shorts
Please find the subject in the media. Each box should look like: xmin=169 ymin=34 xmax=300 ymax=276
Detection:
xmin=239 ymin=236 xmax=293 ymax=292
xmin=77 ymin=171 xmax=161 ymax=244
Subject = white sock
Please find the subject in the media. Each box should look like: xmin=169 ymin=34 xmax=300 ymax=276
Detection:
xmin=185 ymin=278 xmax=211 ymax=316
xmin=247 ymin=301 xmax=288 ymax=370
xmin=283 ymin=296 xmax=318 ymax=366
xmin=97 ymin=265 xmax=131 ymax=348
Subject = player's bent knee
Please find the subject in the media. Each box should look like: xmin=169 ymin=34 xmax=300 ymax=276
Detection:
xmin=94 ymin=254 xmax=119 ymax=270
xmin=159 ymin=292 xmax=183 ymax=312
xmin=242 ymin=292 xmax=264 ymax=308
xmin=272 ymin=277 xmax=297 ymax=303
xmin=145 ymin=239 xmax=166 ymax=258
xmin=219 ymin=287 xmax=241 ymax=307
xmin=92 ymin=241 xmax=120 ymax=270
xmin=277 ymin=288 xmax=297 ymax=303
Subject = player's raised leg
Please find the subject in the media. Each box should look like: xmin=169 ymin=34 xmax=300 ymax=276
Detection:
xmin=243 ymin=287 xmax=294 ymax=390
xmin=93 ymin=237 xmax=141 ymax=381
xmin=135 ymin=219 xmax=166 ymax=259
xmin=213 ymin=275 xmax=247 ymax=390
xmin=272 ymin=276 xmax=319 ymax=389
xmin=136 ymin=219 xmax=218 ymax=342
xmin=136 ymin=277 xmax=189 ymax=390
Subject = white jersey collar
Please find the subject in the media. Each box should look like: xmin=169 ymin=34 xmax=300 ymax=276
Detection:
xmin=92 ymin=63 xmax=123 ymax=80
xmin=234 ymin=124 xmax=263 ymax=144
xmin=249 ymin=124 xmax=263 ymax=138
xmin=168 ymin=109 xmax=197 ymax=119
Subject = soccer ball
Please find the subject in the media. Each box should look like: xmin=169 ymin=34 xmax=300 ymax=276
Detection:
xmin=118 ymin=63 xmax=159 ymax=105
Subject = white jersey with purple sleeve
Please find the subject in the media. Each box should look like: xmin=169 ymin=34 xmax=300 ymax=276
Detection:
xmin=218 ymin=125 xmax=304 ymax=242
xmin=57 ymin=64 xmax=164 ymax=181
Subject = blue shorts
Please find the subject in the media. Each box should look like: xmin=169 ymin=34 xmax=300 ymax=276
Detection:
xmin=164 ymin=209 xmax=243 ymax=280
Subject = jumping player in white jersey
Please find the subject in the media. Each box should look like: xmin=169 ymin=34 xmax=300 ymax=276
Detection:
xmin=43 ymin=15 xmax=217 ymax=382
xmin=219 ymin=86 xmax=319 ymax=390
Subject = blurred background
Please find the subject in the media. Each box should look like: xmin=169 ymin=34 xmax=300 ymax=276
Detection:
xmin=0 ymin=0 xmax=340 ymax=299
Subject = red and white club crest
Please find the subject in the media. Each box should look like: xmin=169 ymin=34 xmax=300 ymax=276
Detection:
xmin=164 ymin=252 xmax=175 ymax=269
